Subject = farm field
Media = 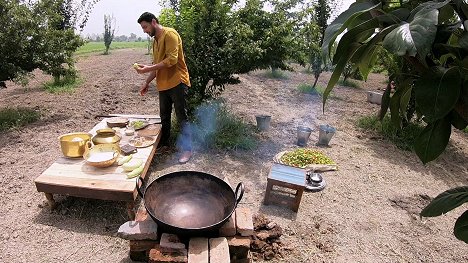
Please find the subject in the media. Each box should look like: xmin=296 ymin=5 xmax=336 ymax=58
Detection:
xmin=0 ymin=48 xmax=467 ymax=262
xmin=75 ymin=41 xmax=149 ymax=55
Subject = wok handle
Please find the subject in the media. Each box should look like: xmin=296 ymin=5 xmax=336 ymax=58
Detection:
xmin=136 ymin=176 xmax=145 ymax=198
xmin=234 ymin=183 xmax=244 ymax=206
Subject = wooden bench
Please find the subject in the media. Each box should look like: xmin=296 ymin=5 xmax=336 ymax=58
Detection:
xmin=34 ymin=114 xmax=161 ymax=219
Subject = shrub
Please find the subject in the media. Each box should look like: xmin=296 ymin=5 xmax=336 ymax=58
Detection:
xmin=0 ymin=107 xmax=41 ymax=131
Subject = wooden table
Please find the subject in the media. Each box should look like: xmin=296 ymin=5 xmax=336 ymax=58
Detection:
xmin=34 ymin=115 xmax=161 ymax=219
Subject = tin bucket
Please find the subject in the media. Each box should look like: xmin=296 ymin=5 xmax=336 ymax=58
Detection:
xmin=296 ymin=126 xmax=312 ymax=146
xmin=255 ymin=115 xmax=271 ymax=131
xmin=317 ymin=125 xmax=336 ymax=146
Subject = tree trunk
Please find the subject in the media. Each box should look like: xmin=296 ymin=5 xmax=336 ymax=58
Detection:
xmin=312 ymin=74 xmax=320 ymax=89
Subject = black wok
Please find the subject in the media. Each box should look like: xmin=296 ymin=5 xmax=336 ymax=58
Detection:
xmin=137 ymin=171 xmax=244 ymax=236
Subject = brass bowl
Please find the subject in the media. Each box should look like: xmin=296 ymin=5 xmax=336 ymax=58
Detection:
xmin=92 ymin=128 xmax=121 ymax=145
xmin=59 ymin=132 xmax=92 ymax=158
xmin=83 ymin=142 xmax=120 ymax=168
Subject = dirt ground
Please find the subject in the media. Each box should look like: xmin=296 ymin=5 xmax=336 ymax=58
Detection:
xmin=0 ymin=48 xmax=467 ymax=263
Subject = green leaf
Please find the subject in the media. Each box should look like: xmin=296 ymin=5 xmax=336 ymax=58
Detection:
xmin=333 ymin=18 xmax=379 ymax=65
xmin=383 ymin=9 xmax=439 ymax=57
xmin=409 ymin=0 xmax=450 ymax=20
xmin=449 ymin=109 xmax=468 ymax=130
xmin=400 ymin=87 xmax=413 ymax=120
xmin=421 ymin=186 xmax=468 ymax=217
xmin=379 ymin=81 xmax=392 ymax=120
xmin=390 ymin=88 xmax=402 ymax=129
xmin=322 ymin=2 xmax=380 ymax=60
xmin=438 ymin=4 xmax=455 ymax=23
xmin=414 ymin=117 xmax=452 ymax=164
xmin=454 ymin=210 xmax=468 ymax=243
xmin=414 ymin=67 xmax=461 ymax=121
xmin=459 ymin=32 xmax=468 ymax=51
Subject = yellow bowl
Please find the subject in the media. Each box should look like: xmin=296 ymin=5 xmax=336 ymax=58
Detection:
xmin=83 ymin=142 xmax=120 ymax=168
xmin=59 ymin=132 xmax=92 ymax=158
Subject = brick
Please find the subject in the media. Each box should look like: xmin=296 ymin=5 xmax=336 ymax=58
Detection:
xmin=130 ymin=240 xmax=158 ymax=252
xmin=160 ymin=233 xmax=185 ymax=249
xmin=219 ymin=212 xmax=236 ymax=237
xmin=149 ymin=244 xmax=187 ymax=263
xmin=209 ymin=237 xmax=230 ymax=263
xmin=235 ymin=208 xmax=254 ymax=236
xmin=117 ymin=220 xmax=158 ymax=240
xmin=227 ymin=236 xmax=250 ymax=259
xmin=188 ymin=237 xmax=208 ymax=263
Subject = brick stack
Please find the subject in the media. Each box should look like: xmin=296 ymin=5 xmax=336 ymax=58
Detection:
xmin=117 ymin=206 xmax=254 ymax=263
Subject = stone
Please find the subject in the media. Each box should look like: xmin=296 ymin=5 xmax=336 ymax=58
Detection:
xmin=236 ymin=208 xmax=254 ymax=236
xmin=209 ymin=237 xmax=230 ymax=263
xmin=149 ymin=244 xmax=187 ymax=263
xmin=266 ymin=222 xmax=276 ymax=230
xmin=219 ymin=212 xmax=236 ymax=237
xmin=188 ymin=237 xmax=208 ymax=263
xmin=227 ymin=236 xmax=251 ymax=259
xmin=160 ymin=233 xmax=185 ymax=249
xmin=117 ymin=220 xmax=158 ymax=240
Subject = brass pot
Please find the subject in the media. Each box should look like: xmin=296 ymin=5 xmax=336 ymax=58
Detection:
xmin=59 ymin=132 xmax=92 ymax=158
xmin=92 ymin=128 xmax=121 ymax=145
xmin=83 ymin=142 xmax=120 ymax=168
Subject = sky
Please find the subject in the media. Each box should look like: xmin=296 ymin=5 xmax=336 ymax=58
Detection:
xmin=81 ymin=0 xmax=354 ymax=38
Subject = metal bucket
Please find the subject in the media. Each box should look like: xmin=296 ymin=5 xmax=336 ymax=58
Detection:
xmin=296 ymin=126 xmax=312 ymax=146
xmin=255 ymin=115 xmax=271 ymax=131
xmin=318 ymin=125 xmax=336 ymax=146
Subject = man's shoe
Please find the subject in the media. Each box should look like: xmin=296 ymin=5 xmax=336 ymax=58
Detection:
xmin=178 ymin=151 xmax=192 ymax=164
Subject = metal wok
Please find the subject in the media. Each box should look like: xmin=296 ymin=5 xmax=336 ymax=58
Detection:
xmin=137 ymin=171 xmax=244 ymax=236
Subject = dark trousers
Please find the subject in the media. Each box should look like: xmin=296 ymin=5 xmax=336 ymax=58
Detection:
xmin=158 ymin=83 xmax=192 ymax=151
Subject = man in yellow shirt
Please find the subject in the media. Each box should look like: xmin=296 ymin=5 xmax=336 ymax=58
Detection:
xmin=135 ymin=12 xmax=192 ymax=164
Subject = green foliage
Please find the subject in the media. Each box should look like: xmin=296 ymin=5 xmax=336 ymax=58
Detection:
xmin=186 ymin=102 xmax=257 ymax=150
xmin=421 ymin=186 xmax=468 ymax=243
xmin=43 ymin=76 xmax=83 ymax=94
xmin=337 ymin=78 xmax=361 ymax=89
xmin=75 ymin=41 xmax=148 ymax=55
xmin=357 ymin=115 xmax=424 ymax=151
xmin=297 ymin=83 xmax=329 ymax=95
xmin=264 ymin=69 xmax=289 ymax=79
xmin=0 ymin=0 xmax=86 ymax=86
xmin=322 ymin=0 xmax=468 ymax=164
xmin=103 ymin=14 xmax=115 ymax=55
xmin=0 ymin=107 xmax=41 ymax=132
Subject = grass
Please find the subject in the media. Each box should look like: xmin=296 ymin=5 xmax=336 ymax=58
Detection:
xmin=464 ymin=126 xmax=468 ymax=133
xmin=75 ymin=41 xmax=147 ymax=55
xmin=357 ymin=115 xmax=424 ymax=151
xmin=264 ymin=69 xmax=289 ymax=79
xmin=297 ymin=83 xmax=326 ymax=95
xmin=0 ymin=107 xmax=41 ymax=132
xmin=338 ymin=78 xmax=361 ymax=89
xmin=43 ymin=77 xmax=83 ymax=94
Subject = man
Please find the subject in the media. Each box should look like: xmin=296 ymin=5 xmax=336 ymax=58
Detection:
xmin=135 ymin=12 xmax=192 ymax=164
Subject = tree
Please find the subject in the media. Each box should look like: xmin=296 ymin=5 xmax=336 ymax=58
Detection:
xmin=322 ymin=0 xmax=468 ymax=243
xmin=103 ymin=14 xmax=115 ymax=54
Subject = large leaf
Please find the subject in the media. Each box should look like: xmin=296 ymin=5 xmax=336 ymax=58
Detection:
xmin=390 ymin=87 xmax=403 ymax=129
xmin=321 ymin=1 xmax=380 ymax=60
xmin=414 ymin=117 xmax=452 ymax=164
xmin=400 ymin=86 xmax=413 ymax=120
xmin=383 ymin=9 xmax=439 ymax=58
xmin=409 ymin=0 xmax=450 ymax=20
xmin=449 ymin=109 xmax=468 ymax=130
xmin=414 ymin=67 xmax=461 ymax=121
xmin=459 ymin=31 xmax=468 ymax=51
xmin=454 ymin=210 xmax=468 ymax=243
xmin=379 ymin=81 xmax=392 ymax=120
xmin=421 ymin=186 xmax=468 ymax=217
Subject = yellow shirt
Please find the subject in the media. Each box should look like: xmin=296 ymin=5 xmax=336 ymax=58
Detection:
xmin=153 ymin=27 xmax=191 ymax=91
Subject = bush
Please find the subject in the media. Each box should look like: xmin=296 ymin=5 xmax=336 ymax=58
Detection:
xmin=338 ymin=78 xmax=360 ymax=89
xmin=0 ymin=107 xmax=41 ymax=132
xmin=264 ymin=69 xmax=288 ymax=79
xmin=191 ymin=102 xmax=257 ymax=150
xmin=357 ymin=115 xmax=424 ymax=151
xmin=43 ymin=76 xmax=82 ymax=94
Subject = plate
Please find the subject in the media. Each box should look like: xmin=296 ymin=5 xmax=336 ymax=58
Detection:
xmin=273 ymin=150 xmax=338 ymax=172
xmin=129 ymin=120 xmax=149 ymax=130
xmin=107 ymin=117 xmax=129 ymax=128
xmin=129 ymin=136 xmax=157 ymax=148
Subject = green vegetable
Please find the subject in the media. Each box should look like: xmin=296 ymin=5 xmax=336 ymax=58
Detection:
xmin=131 ymin=120 xmax=145 ymax=129
xmin=118 ymin=154 xmax=133 ymax=165
xmin=281 ymin=149 xmax=335 ymax=168
xmin=127 ymin=164 xmax=144 ymax=179
xmin=122 ymin=159 xmax=143 ymax=171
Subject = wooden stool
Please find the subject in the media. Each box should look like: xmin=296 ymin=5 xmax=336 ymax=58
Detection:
xmin=263 ymin=163 xmax=306 ymax=212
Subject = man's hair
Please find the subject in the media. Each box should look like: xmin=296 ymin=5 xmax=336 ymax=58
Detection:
xmin=137 ymin=12 xmax=159 ymax=24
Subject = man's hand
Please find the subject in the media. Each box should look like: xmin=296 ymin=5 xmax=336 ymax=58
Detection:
xmin=140 ymin=82 xmax=149 ymax=96
xmin=135 ymin=64 xmax=153 ymax=74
